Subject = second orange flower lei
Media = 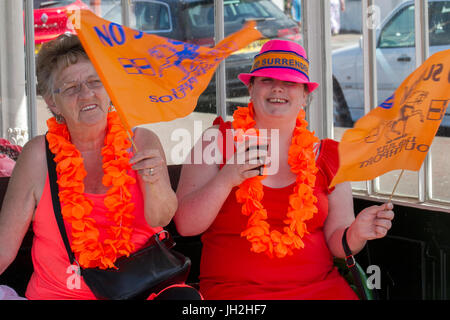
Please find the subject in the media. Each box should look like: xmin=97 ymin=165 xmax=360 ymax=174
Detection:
xmin=232 ymin=103 xmax=319 ymax=258
xmin=46 ymin=111 xmax=136 ymax=269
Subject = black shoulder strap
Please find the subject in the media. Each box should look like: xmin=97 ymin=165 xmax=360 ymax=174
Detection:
xmin=45 ymin=134 xmax=77 ymax=265
xmin=342 ymin=227 xmax=367 ymax=300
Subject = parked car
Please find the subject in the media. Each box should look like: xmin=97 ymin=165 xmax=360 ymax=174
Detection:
xmin=102 ymin=0 xmax=301 ymax=112
xmin=332 ymin=0 xmax=450 ymax=135
xmin=34 ymin=0 xmax=91 ymax=52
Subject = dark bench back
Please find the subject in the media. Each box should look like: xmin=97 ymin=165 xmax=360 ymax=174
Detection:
xmin=0 ymin=177 xmax=34 ymax=295
xmin=167 ymin=164 xmax=182 ymax=191
xmin=166 ymin=165 xmax=202 ymax=284
xmin=0 ymin=177 xmax=9 ymax=207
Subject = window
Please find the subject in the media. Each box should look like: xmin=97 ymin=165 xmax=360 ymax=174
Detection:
xmin=103 ymin=1 xmax=172 ymax=33
xmin=185 ymin=0 xmax=285 ymax=29
xmin=136 ymin=1 xmax=171 ymax=32
xmin=429 ymin=1 xmax=450 ymax=46
xmin=379 ymin=1 xmax=450 ymax=48
xmin=332 ymin=0 xmax=450 ymax=205
xmin=17 ymin=0 xmax=450 ymax=209
xmin=34 ymin=0 xmax=79 ymax=8
xmin=379 ymin=5 xmax=415 ymax=48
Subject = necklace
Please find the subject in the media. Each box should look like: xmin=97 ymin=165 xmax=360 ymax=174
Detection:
xmin=46 ymin=111 xmax=136 ymax=269
xmin=232 ymin=102 xmax=319 ymax=258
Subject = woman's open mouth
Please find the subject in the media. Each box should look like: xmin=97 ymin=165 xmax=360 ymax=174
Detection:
xmin=267 ymin=98 xmax=288 ymax=104
xmin=80 ymin=104 xmax=97 ymax=112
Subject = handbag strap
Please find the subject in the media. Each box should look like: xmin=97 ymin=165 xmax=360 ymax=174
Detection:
xmin=45 ymin=134 xmax=173 ymax=268
xmin=45 ymin=134 xmax=77 ymax=266
xmin=342 ymin=227 xmax=368 ymax=300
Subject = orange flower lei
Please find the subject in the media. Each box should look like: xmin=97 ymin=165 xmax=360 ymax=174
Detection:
xmin=46 ymin=111 xmax=136 ymax=269
xmin=232 ymin=102 xmax=319 ymax=258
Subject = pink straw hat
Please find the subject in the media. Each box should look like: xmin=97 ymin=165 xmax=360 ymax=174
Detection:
xmin=238 ymin=39 xmax=319 ymax=93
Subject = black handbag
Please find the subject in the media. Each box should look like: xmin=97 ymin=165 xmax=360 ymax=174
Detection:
xmin=45 ymin=135 xmax=191 ymax=300
xmin=341 ymin=227 xmax=377 ymax=300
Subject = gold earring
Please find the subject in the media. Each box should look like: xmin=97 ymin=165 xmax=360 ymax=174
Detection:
xmin=55 ymin=114 xmax=65 ymax=124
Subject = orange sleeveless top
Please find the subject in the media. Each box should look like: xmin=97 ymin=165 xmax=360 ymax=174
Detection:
xmin=199 ymin=118 xmax=358 ymax=300
xmin=25 ymin=170 xmax=161 ymax=300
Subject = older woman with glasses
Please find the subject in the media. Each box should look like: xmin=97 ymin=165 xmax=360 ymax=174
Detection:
xmin=0 ymin=34 xmax=199 ymax=300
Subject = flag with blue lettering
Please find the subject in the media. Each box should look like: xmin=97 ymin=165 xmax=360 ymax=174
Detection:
xmin=330 ymin=49 xmax=450 ymax=187
xmin=70 ymin=10 xmax=262 ymax=128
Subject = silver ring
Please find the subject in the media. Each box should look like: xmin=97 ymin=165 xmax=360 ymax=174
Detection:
xmin=149 ymin=168 xmax=155 ymax=175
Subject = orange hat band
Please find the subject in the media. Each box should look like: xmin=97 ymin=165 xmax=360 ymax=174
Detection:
xmin=250 ymin=50 xmax=310 ymax=80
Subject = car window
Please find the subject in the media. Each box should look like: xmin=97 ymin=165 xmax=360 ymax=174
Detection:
xmin=186 ymin=0 xmax=284 ymax=28
xmin=103 ymin=1 xmax=172 ymax=33
xmin=428 ymin=1 xmax=450 ymax=46
xmin=135 ymin=1 xmax=171 ymax=32
xmin=34 ymin=0 xmax=78 ymax=8
xmin=379 ymin=4 xmax=415 ymax=48
xmin=379 ymin=1 xmax=450 ymax=49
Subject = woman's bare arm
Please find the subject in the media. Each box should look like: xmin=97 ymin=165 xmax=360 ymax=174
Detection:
xmin=0 ymin=136 xmax=46 ymax=274
xmin=131 ymin=127 xmax=178 ymax=228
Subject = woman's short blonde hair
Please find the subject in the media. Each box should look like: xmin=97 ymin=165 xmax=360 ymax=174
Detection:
xmin=36 ymin=33 xmax=89 ymax=99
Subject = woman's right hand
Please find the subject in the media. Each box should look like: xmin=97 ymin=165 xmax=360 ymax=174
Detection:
xmin=218 ymin=139 xmax=269 ymax=189
xmin=174 ymin=129 xmax=269 ymax=236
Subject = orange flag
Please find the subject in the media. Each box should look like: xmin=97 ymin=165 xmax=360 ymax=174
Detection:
xmin=330 ymin=49 xmax=450 ymax=187
xmin=70 ymin=10 xmax=262 ymax=129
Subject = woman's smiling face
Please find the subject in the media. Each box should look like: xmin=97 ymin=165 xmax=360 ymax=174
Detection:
xmin=48 ymin=58 xmax=110 ymax=128
xmin=248 ymin=77 xmax=309 ymax=123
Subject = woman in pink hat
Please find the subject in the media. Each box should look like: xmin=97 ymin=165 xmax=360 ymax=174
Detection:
xmin=174 ymin=39 xmax=394 ymax=300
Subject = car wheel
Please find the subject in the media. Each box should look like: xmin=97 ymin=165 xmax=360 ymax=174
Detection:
xmin=333 ymin=77 xmax=354 ymax=128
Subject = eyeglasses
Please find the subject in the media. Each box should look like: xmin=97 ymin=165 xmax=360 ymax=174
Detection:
xmin=53 ymin=78 xmax=104 ymax=97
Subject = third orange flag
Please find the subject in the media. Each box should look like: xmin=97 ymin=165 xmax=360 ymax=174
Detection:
xmin=330 ymin=49 xmax=450 ymax=187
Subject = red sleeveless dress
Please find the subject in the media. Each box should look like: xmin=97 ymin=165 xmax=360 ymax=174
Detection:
xmin=25 ymin=170 xmax=162 ymax=299
xmin=198 ymin=118 xmax=358 ymax=300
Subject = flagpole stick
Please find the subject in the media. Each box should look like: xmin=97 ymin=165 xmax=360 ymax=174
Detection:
xmin=118 ymin=115 xmax=159 ymax=192
xmin=124 ymin=126 xmax=159 ymax=193
xmin=388 ymin=169 xmax=405 ymax=202
xmin=126 ymin=129 xmax=139 ymax=153
xmin=111 ymin=105 xmax=139 ymax=153
xmin=113 ymin=110 xmax=159 ymax=192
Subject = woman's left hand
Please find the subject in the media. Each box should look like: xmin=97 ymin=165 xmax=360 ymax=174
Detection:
xmin=350 ymin=202 xmax=395 ymax=242
xmin=130 ymin=149 xmax=165 ymax=184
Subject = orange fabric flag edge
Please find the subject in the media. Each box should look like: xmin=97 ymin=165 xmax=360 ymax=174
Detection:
xmin=330 ymin=49 xmax=450 ymax=188
xmin=69 ymin=9 xmax=262 ymax=129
